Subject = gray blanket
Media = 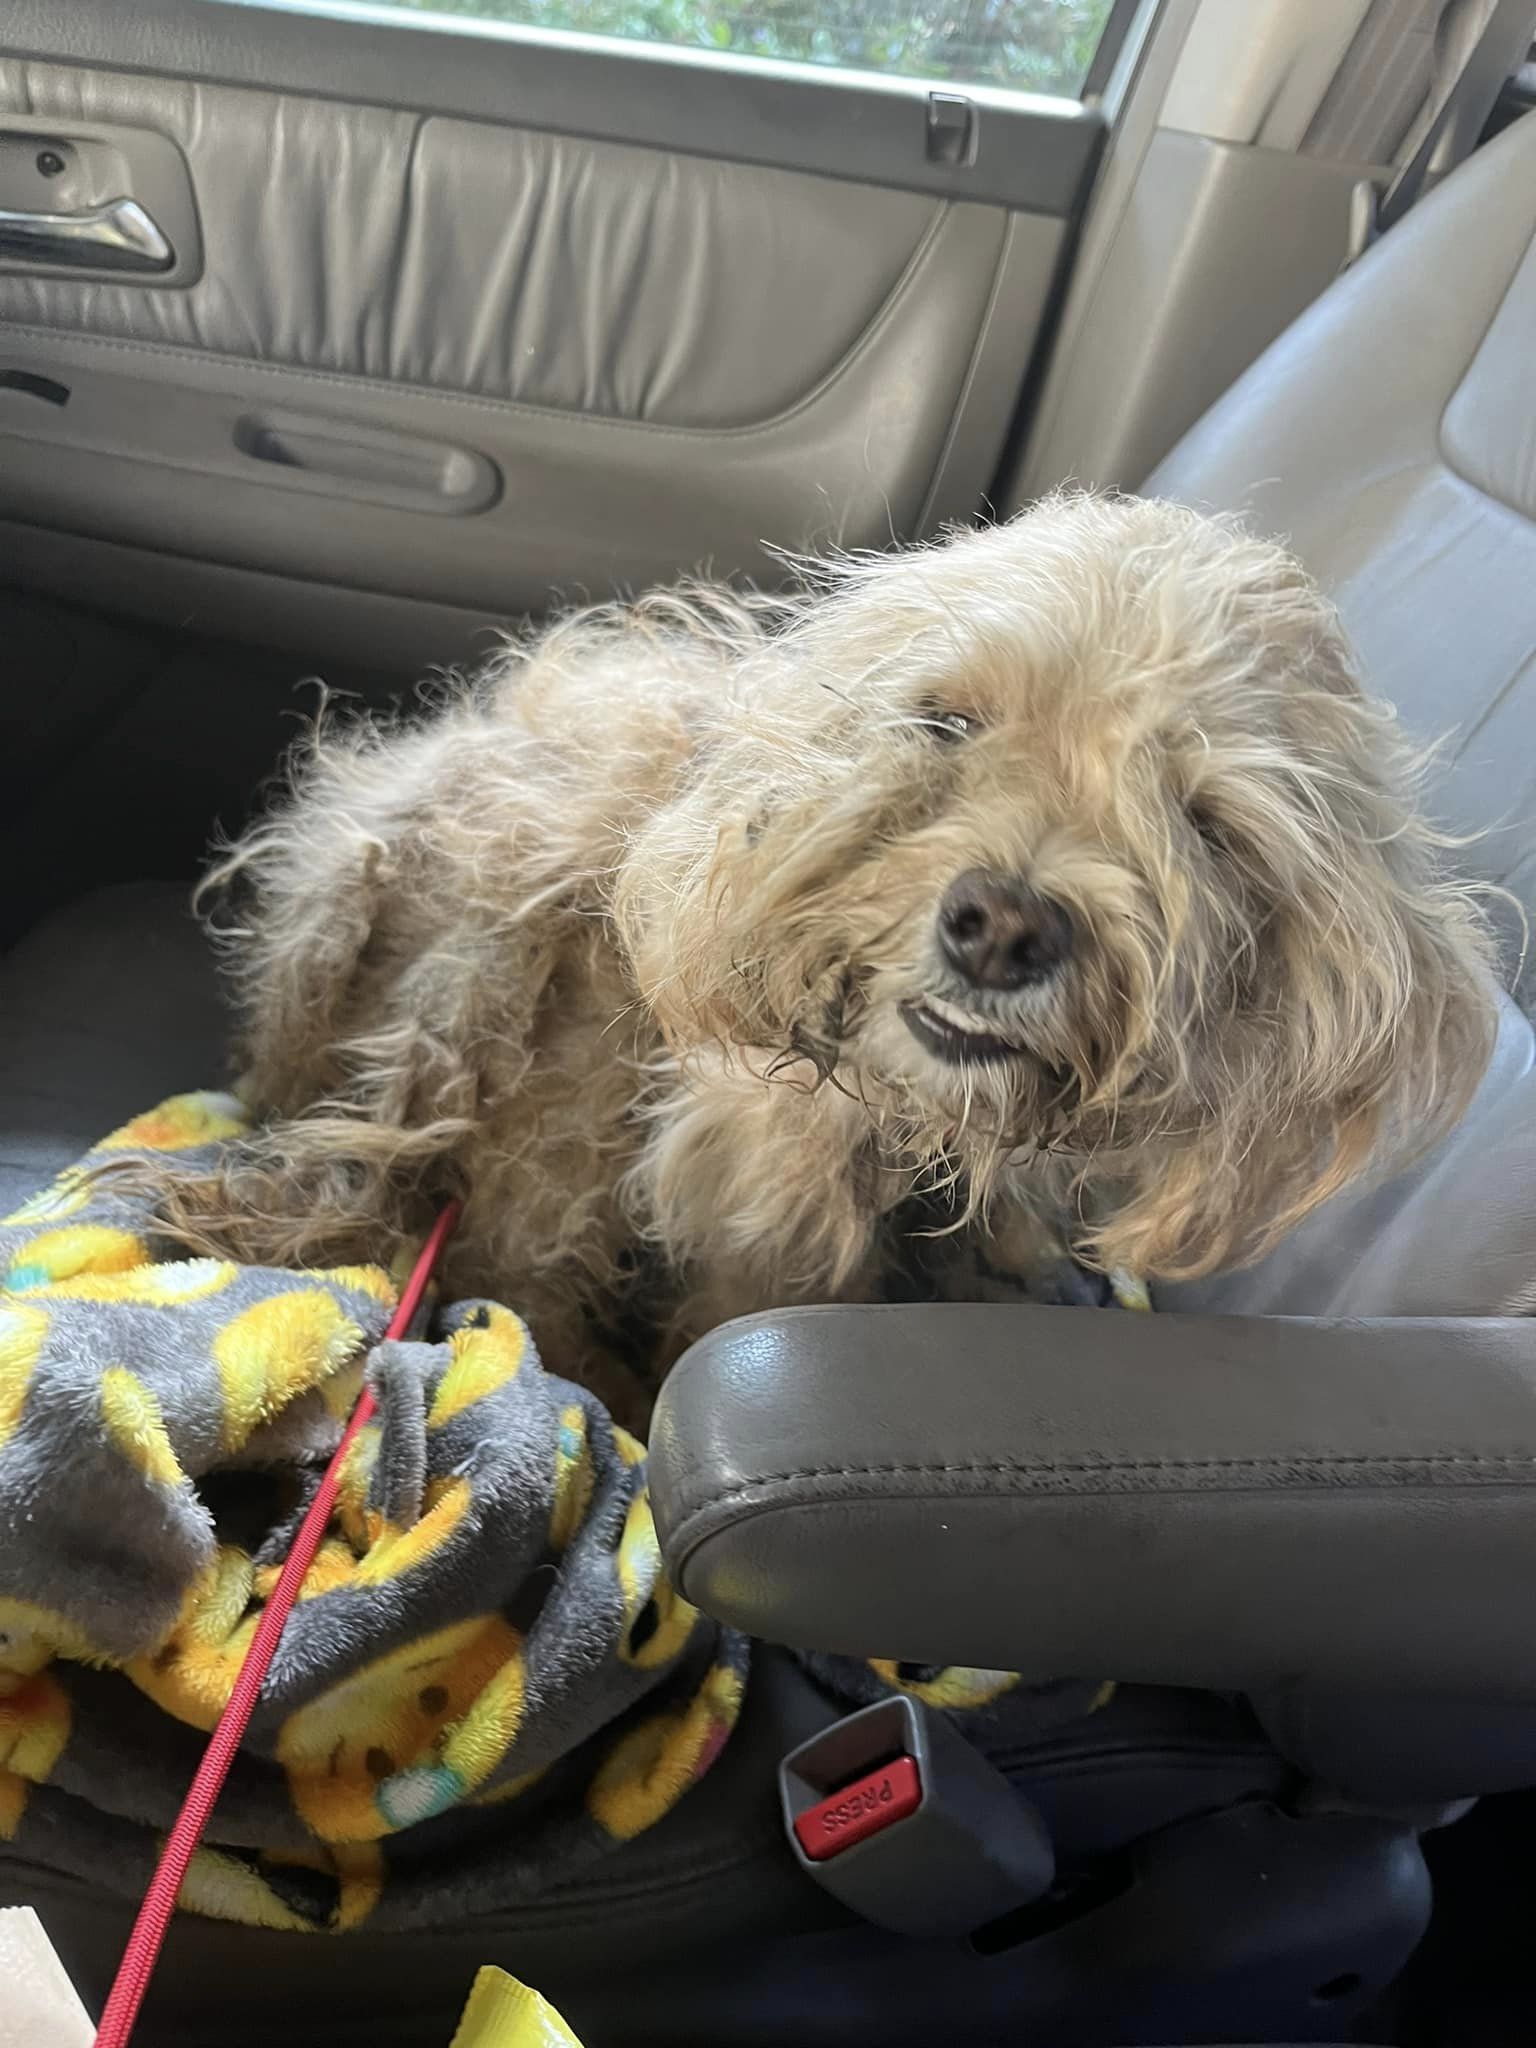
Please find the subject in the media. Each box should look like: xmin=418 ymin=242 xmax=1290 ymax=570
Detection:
xmin=0 ymin=1092 xmax=1109 ymax=1931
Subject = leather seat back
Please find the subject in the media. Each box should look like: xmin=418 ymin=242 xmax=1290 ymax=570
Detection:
xmin=1149 ymin=114 xmax=1536 ymax=1322
xmin=1149 ymin=111 xmax=1536 ymax=1017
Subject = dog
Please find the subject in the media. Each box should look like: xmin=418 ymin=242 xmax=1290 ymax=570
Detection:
xmin=141 ymin=493 xmax=1498 ymax=1417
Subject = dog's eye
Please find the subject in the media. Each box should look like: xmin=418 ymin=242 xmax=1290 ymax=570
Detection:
xmin=919 ymin=707 xmax=980 ymax=745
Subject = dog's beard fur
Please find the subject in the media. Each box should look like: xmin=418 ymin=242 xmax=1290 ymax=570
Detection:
xmin=128 ymin=493 xmax=1500 ymax=1414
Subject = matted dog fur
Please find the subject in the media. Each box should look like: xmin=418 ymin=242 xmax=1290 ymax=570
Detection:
xmin=140 ymin=493 xmax=1498 ymax=1415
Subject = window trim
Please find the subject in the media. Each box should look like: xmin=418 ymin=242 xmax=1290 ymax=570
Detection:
xmin=1080 ymin=0 xmax=1151 ymax=104
xmin=7 ymin=0 xmax=1109 ymax=212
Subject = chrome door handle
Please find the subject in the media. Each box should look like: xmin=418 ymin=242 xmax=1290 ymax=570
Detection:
xmin=0 ymin=195 xmax=174 ymax=274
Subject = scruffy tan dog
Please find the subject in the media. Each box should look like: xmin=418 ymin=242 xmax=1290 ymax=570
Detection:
xmin=147 ymin=493 xmax=1496 ymax=1413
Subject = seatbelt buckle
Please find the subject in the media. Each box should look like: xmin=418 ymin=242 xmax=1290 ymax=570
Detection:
xmin=779 ymin=1695 xmax=1054 ymax=1937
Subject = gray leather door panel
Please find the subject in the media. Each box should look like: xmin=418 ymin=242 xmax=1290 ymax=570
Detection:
xmin=0 ymin=3 xmax=1099 ymax=618
xmin=0 ymin=61 xmax=947 ymax=428
xmin=0 ymin=202 xmax=1046 ymax=611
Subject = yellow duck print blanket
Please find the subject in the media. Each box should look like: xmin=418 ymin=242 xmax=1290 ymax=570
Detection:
xmin=0 ymin=1093 xmax=1127 ymax=1932
xmin=0 ymin=1092 xmax=749 ymax=1931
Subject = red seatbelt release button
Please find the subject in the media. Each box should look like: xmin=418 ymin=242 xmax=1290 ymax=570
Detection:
xmin=780 ymin=1696 xmax=1054 ymax=1936
xmin=792 ymin=1754 xmax=923 ymax=1862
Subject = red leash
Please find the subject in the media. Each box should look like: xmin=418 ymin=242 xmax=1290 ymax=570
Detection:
xmin=92 ymin=1201 xmax=462 ymax=2048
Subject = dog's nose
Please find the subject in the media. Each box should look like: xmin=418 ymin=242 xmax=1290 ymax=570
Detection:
xmin=938 ymin=868 xmax=1073 ymax=990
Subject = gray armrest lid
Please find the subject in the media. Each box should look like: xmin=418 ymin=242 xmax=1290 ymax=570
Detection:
xmin=649 ymin=1306 xmax=1536 ymax=1693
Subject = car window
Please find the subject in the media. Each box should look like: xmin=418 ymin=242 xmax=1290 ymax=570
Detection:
xmin=285 ymin=0 xmax=1121 ymax=93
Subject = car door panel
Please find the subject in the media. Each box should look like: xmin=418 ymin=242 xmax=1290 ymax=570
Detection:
xmin=1 ymin=67 xmax=960 ymax=425
xmin=0 ymin=0 xmax=1106 ymax=635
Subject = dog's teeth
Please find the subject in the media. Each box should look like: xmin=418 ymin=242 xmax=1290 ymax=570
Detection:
xmin=925 ymin=997 xmax=994 ymax=1033
xmin=900 ymin=998 xmax=1029 ymax=1067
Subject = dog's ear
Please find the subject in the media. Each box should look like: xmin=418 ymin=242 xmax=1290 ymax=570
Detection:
xmin=616 ymin=805 xmax=780 ymax=1055
xmin=1094 ymin=616 xmax=1500 ymax=1283
xmin=1091 ymin=876 xmax=1496 ymax=1282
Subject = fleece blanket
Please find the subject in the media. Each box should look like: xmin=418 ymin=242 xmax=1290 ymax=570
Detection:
xmin=0 ymin=1094 xmax=1119 ymax=1933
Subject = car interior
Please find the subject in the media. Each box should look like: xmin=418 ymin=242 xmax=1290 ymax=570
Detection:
xmin=4 ymin=0 xmax=1536 ymax=2042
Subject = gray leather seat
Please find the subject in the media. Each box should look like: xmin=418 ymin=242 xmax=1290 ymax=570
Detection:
xmin=0 ymin=882 xmax=226 ymax=1214
xmin=10 ymin=108 xmax=1536 ymax=2048
xmin=648 ymin=102 xmax=1536 ymax=2036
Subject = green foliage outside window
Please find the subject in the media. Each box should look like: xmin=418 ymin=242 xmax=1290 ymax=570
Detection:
xmin=379 ymin=0 xmax=1114 ymax=93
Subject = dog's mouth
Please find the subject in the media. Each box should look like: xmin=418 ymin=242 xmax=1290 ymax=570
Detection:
xmin=898 ymin=996 xmax=1031 ymax=1066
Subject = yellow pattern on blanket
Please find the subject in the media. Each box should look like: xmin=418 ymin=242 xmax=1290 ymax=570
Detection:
xmin=0 ymin=1094 xmax=747 ymax=1930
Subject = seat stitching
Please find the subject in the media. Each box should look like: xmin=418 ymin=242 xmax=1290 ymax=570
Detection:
xmin=687 ymin=1448 xmax=1536 ymax=1505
